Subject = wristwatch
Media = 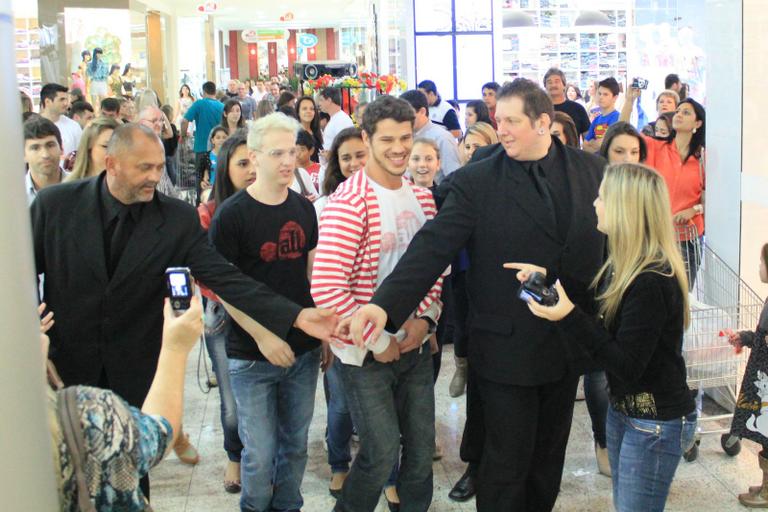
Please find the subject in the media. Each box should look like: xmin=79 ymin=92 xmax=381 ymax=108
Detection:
xmin=419 ymin=316 xmax=438 ymax=334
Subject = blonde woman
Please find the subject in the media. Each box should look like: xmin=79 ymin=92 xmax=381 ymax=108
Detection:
xmin=460 ymin=121 xmax=498 ymax=164
xmin=512 ymin=163 xmax=696 ymax=512
xmin=67 ymin=116 xmax=120 ymax=181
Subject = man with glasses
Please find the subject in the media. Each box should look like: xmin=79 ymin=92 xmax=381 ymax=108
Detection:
xmin=138 ymin=106 xmax=177 ymax=196
xmin=208 ymin=112 xmax=324 ymax=512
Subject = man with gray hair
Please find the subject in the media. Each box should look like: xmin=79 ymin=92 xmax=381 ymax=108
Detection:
xmin=138 ymin=105 xmax=177 ymax=195
xmin=30 ymin=122 xmax=338 ymax=501
xmin=208 ymin=112 xmax=324 ymax=512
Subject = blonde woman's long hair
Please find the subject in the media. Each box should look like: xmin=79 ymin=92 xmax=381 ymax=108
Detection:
xmin=592 ymin=163 xmax=690 ymax=328
xmin=67 ymin=116 xmax=120 ymax=181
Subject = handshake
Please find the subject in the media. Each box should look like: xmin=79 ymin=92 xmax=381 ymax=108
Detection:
xmin=335 ymin=306 xmax=434 ymax=363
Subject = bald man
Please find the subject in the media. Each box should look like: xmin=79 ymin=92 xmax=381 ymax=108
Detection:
xmin=30 ymin=123 xmax=338 ymax=498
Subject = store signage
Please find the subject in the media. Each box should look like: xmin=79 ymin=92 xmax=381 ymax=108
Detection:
xmin=241 ymin=28 xmax=289 ymax=43
xmin=197 ymin=2 xmax=217 ymax=13
xmin=297 ymin=33 xmax=318 ymax=48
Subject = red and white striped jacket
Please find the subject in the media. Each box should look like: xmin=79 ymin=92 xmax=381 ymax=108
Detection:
xmin=311 ymin=169 xmax=445 ymax=366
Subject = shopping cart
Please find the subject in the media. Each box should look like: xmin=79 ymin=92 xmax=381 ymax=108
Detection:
xmin=175 ymin=134 xmax=199 ymax=206
xmin=676 ymin=224 xmax=764 ymax=461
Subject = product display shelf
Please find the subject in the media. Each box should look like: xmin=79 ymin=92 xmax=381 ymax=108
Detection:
xmin=15 ymin=17 xmax=42 ymax=108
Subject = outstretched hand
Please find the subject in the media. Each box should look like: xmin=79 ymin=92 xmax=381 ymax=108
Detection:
xmin=295 ymin=307 xmax=338 ymax=343
xmin=525 ymin=280 xmax=575 ymax=322
xmin=503 ymin=262 xmax=547 ymax=283
xmin=336 ymin=304 xmax=388 ymax=349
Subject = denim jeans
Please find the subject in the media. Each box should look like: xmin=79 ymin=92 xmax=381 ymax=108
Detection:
xmin=204 ymin=300 xmax=242 ymax=462
xmin=335 ymin=347 xmax=435 ymax=512
xmin=229 ymin=348 xmax=321 ymax=512
xmin=584 ymin=371 xmax=609 ymax=448
xmin=325 ymin=361 xmax=354 ymax=474
xmin=606 ymin=406 xmax=697 ymax=512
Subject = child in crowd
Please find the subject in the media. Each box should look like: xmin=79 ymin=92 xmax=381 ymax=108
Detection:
xmin=584 ymin=77 xmax=621 ymax=152
xmin=726 ymin=243 xmax=768 ymax=508
xmin=408 ymin=138 xmax=441 ymax=190
xmin=296 ymin=130 xmax=321 ymax=188
xmin=201 ymin=126 xmax=229 ymax=199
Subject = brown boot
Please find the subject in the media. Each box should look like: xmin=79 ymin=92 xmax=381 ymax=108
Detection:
xmin=739 ymin=453 xmax=768 ymax=507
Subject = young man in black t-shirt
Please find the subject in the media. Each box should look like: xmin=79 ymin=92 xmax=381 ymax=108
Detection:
xmin=544 ymin=67 xmax=591 ymax=139
xmin=208 ymin=112 xmax=324 ymax=512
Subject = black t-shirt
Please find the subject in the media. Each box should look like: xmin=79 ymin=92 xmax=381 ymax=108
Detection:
xmin=554 ymin=100 xmax=591 ymax=135
xmin=208 ymin=189 xmax=319 ymax=360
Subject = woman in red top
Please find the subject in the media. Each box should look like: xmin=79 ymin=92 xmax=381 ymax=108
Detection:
xmin=622 ymin=91 xmax=706 ymax=287
xmin=197 ymin=133 xmax=257 ymax=494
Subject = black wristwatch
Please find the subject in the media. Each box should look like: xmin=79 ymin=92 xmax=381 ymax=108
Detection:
xmin=419 ymin=316 xmax=437 ymax=334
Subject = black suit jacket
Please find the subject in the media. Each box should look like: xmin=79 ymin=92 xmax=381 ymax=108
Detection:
xmin=31 ymin=174 xmax=302 ymax=406
xmin=372 ymin=138 xmax=606 ymax=385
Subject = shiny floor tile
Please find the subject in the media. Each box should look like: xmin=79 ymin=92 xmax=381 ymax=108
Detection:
xmin=152 ymin=345 xmax=755 ymax=511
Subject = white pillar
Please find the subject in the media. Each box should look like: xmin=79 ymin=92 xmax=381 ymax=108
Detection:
xmin=0 ymin=2 xmax=59 ymax=509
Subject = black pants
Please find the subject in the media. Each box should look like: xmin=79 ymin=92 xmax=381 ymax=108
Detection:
xmin=476 ymin=373 xmax=578 ymax=512
xmin=194 ymin=151 xmax=208 ymax=204
xmin=459 ymin=364 xmax=484 ymax=474
xmin=433 ymin=274 xmax=453 ymax=382
xmin=451 ymin=271 xmax=469 ymax=358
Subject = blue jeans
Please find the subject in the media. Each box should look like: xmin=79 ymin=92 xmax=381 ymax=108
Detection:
xmin=584 ymin=371 xmax=609 ymax=448
xmin=606 ymin=406 xmax=697 ymax=512
xmin=335 ymin=347 xmax=435 ymax=512
xmin=325 ymin=361 xmax=354 ymax=474
xmin=229 ymin=348 xmax=321 ymax=512
xmin=204 ymin=300 xmax=242 ymax=462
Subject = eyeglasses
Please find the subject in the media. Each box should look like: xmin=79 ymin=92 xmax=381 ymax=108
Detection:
xmin=255 ymin=148 xmax=298 ymax=159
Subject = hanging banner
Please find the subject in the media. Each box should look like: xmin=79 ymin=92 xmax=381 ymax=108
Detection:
xmin=241 ymin=28 xmax=289 ymax=44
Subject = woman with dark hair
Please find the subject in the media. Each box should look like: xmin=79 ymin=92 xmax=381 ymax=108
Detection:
xmin=464 ymin=100 xmax=493 ymax=128
xmin=87 ymin=48 xmax=108 ymax=106
xmin=622 ymin=92 xmax=706 ymax=287
xmin=78 ymin=50 xmax=91 ymax=98
xmin=121 ymin=63 xmax=135 ymax=98
xmin=297 ymin=95 xmax=323 ymax=162
xmin=312 ymin=127 xmax=368 ymax=498
xmin=175 ymin=83 xmax=194 ymax=123
xmin=222 ymin=99 xmax=246 ymax=134
xmin=599 ymin=121 xmax=648 ymax=164
xmin=107 ymin=64 xmax=122 ymax=98
xmin=653 ymin=111 xmax=675 ymax=139
xmin=551 ymin=111 xmax=580 ymax=148
xmin=197 ymin=134 xmax=256 ymax=494
xmin=566 ymin=83 xmax=584 ymax=104
xmin=278 ymin=104 xmax=297 ymax=119
xmin=277 ymin=90 xmax=297 ymax=110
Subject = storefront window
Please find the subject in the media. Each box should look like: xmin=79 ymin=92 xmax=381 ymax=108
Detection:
xmin=414 ymin=0 xmax=452 ymax=33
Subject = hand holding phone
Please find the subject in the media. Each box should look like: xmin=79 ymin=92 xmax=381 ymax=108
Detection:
xmin=165 ymin=267 xmax=196 ymax=316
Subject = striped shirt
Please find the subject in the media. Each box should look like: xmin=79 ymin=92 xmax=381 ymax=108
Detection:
xmin=311 ymin=168 xmax=445 ymax=366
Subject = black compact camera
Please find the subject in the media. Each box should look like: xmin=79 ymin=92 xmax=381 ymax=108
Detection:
xmin=165 ymin=267 xmax=195 ymax=314
xmin=631 ymin=77 xmax=649 ymax=90
xmin=518 ymin=272 xmax=559 ymax=306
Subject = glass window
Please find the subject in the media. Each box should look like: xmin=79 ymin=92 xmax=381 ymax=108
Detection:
xmin=414 ymin=0 xmax=452 ymax=33
xmin=455 ymin=0 xmax=492 ymax=32
xmin=415 ymin=35 xmax=454 ymax=96
xmin=455 ymin=34 xmax=493 ymax=100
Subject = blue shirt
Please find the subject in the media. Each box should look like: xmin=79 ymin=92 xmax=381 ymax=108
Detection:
xmin=185 ymin=98 xmax=225 ymax=153
xmin=209 ymin=150 xmax=218 ymax=183
xmin=585 ymin=110 xmax=620 ymax=141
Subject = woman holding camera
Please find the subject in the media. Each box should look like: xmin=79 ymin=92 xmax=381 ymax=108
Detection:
xmin=510 ymin=162 xmax=696 ymax=512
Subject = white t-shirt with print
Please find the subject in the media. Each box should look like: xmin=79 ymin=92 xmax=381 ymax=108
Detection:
xmin=368 ymin=179 xmax=427 ymax=287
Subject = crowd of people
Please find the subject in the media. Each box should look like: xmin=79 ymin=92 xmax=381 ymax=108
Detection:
xmin=21 ymin=61 xmax=765 ymax=512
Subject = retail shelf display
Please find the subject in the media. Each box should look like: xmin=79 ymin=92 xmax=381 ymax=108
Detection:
xmin=16 ymin=17 xmax=42 ymax=109
xmin=501 ymin=1 xmax=631 ymax=91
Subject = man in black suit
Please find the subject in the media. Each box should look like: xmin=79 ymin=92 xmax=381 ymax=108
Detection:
xmin=30 ymin=124 xmax=337 ymax=494
xmin=345 ymin=79 xmax=606 ymax=511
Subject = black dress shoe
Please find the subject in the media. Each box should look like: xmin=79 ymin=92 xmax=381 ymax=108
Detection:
xmin=448 ymin=470 xmax=477 ymax=502
xmin=386 ymin=498 xmax=400 ymax=512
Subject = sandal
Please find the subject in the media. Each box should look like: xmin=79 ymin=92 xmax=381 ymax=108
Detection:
xmin=173 ymin=431 xmax=200 ymax=466
xmin=224 ymin=460 xmax=241 ymax=494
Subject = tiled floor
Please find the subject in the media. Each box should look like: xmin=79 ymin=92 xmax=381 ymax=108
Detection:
xmin=152 ymin=345 xmax=759 ymax=511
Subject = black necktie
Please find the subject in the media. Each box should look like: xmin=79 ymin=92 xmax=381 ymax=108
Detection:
xmin=528 ymin=162 xmax=556 ymax=224
xmin=108 ymin=208 xmax=134 ymax=277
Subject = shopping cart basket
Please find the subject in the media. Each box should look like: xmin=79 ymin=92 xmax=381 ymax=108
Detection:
xmin=676 ymin=224 xmax=764 ymax=461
